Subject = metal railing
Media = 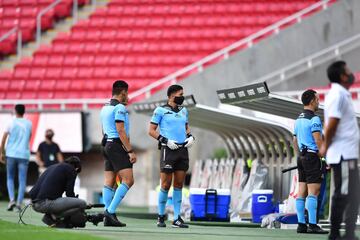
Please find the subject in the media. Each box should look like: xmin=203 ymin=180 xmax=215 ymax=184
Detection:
xmin=36 ymin=0 xmax=82 ymax=46
xmin=36 ymin=0 xmax=62 ymax=46
xmin=0 ymin=27 xmax=22 ymax=60
xmin=127 ymin=0 xmax=332 ymax=101
xmin=251 ymin=32 xmax=360 ymax=89
xmin=0 ymin=0 xmax=332 ymax=110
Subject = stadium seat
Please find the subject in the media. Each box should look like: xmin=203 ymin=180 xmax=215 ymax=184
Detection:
xmin=0 ymin=0 xmax=86 ymax=58
xmin=0 ymin=0 xmax=322 ymax=102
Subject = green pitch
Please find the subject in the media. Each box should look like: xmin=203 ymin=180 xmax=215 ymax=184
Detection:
xmin=0 ymin=202 xmax=357 ymax=240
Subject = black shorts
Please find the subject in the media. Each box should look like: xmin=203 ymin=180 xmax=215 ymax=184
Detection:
xmin=160 ymin=146 xmax=189 ymax=173
xmin=297 ymin=152 xmax=324 ymax=184
xmin=104 ymin=141 xmax=132 ymax=172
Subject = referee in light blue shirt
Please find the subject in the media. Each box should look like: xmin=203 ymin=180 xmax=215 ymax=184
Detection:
xmin=149 ymin=85 xmax=195 ymax=228
xmin=0 ymin=104 xmax=32 ymax=212
xmin=100 ymin=80 xmax=136 ymax=227
xmin=293 ymin=89 xmax=327 ymax=234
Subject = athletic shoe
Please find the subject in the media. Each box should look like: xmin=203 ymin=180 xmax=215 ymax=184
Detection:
xmin=157 ymin=215 xmax=166 ymax=227
xmin=14 ymin=205 xmax=22 ymax=212
xmin=104 ymin=210 xmax=126 ymax=227
xmin=307 ymin=224 xmax=329 ymax=234
xmin=42 ymin=214 xmax=56 ymax=226
xmin=172 ymin=217 xmax=189 ymax=228
xmin=7 ymin=201 xmax=16 ymax=211
xmin=297 ymin=223 xmax=308 ymax=233
xmin=87 ymin=213 xmax=105 ymax=226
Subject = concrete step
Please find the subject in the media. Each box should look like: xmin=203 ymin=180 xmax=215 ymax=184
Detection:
xmin=0 ymin=0 xmax=110 ymax=71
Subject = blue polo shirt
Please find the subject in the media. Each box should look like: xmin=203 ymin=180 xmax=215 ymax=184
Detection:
xmin=151 ymin=104 xmax=188 ymax=143
xmin=100 ymin=99 xmax=129 ymax=139
xmin=294 ymin=109 xmax=322 ymax=152
xmin=6 ymin=118 xmax=32 ymax=160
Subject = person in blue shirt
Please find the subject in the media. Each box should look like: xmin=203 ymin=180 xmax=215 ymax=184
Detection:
xmin=0 ymin=104 xmax=32 ymax=212
xmin=100 ymin=80 xmax=137 ymax=227
xmin=149 ymin=84 xmax=195 ymax=228
xmin=293 ymin=89 xmax=327 ymax=234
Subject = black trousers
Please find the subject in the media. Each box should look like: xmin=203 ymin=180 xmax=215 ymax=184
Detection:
xmin=330 ymin=158 xmax=360 ymax=239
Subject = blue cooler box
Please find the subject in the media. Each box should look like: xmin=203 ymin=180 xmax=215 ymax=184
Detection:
xmin=190 ymin=188 xmax=230 ymax=222
xmin=251 ymin=189 xmax=274 ymax=223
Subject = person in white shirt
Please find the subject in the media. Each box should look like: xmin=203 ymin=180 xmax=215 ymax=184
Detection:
xmin=320 ymin=61 xmax=360 ymax=240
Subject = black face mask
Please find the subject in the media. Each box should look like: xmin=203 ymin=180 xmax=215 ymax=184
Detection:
xmin=347 ymin=73 xmax=355 ymax=85
xmin=174 ymin=96 xmax=185 ymax=105
xmin=46 ymin=134 xmax=53 ymax=141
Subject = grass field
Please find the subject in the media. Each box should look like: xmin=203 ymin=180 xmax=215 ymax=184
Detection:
xmin=0 ymin=202 xmax=358 ymax=240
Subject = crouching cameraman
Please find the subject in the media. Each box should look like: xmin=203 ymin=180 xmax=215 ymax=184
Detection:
xmin=29 ymin=156 xmax=103 ymax=228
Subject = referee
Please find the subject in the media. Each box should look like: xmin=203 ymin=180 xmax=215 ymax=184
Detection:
xmin=293 ymin=89 xmax=328 ymax=234
xmin=320 ymin=61 xmax=360 ymax=240
xmin=100 ymin=80 xmax=137 ymax=227
xmin=148 ymin=85 xmax=195 ymax=228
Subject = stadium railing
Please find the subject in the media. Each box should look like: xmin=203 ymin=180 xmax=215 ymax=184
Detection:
xmin=0 ymin=0 xmax=333 ymax=110
xmin=0 ymin=26 xmax=22 ymax=60
xmin=253 ymin=33 xmax=360 ymax=89
xmin=36 ymin=0 xmax=63 ymax=47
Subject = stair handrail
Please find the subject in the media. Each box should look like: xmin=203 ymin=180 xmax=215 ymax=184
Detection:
xmin=0 ymin=26 xmax=22 ymax=59
xmin=36 ymin=0 xmax=63 ymax=46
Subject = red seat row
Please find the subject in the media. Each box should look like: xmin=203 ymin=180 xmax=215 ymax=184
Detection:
xmin=0 ymin=0 xmax=329 ymax=102
xmin=0 ymin=0 xmax=89 ymax=57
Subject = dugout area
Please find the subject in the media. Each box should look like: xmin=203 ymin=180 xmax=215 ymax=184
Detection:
xmin=133 ymin=94 xmax=296 ymax=202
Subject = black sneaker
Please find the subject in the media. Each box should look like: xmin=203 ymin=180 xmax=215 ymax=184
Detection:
xmin=87 ymin=213 xmax=105 ymax=226
xmin=104 ymin=210 xmax=126 ymax=227
xmin=172 ymin=217 xmax=189 ymax=228
xmin=7 ymin=201 xmax=16 ymax=211
xmin=157 ymin=215 xmax=166 ymax=227
xmin=307 ymin=224 xmax=329 ymax=234
xmin=42 ymin=214 xmax=56 ymax=226
xmin=297 ymin=223 xmax=308 ymax=233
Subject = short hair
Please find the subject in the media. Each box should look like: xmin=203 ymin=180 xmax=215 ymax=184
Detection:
xmin=15 ymin=104 xmax=25 ymax=116
xmin=112 ymin=80 xmax=128 ymax=96
xmin=301 ymin=89 xmax=317 ymax=106
xmin=167 ymin=84 xmax=183 ymax=97
xmin=327 ymin=61 xmax=346 ymax=83
xmin=64 ymin=156 xmax=82 ymax=173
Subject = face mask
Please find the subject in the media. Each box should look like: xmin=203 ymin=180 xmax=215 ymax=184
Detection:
xmin=174 ymin=96 xmax=185 ymax=105
xmin=46 ymin=134 xmax=53 ymax=140
xmin=347 ymin=73 xmax=355 ymax=85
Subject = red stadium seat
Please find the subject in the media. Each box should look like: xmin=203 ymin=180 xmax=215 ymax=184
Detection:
xmin=78 ymin=55 xmax=94 ymax=67
xmin=77 ymin=68 xmax=93 ymax=79
xmin=0 ymin=0 xmax=323 ymax=103
xmin=0 ymin=0 xmax=86 ymax=59
xmin=54 ymin=80 xmax=71 ymax=91
xmin=62 ymin=68 xmax=78 ymax=79
xmin=39 ymin=79 xmax=56 ymax=90
xmin=45 ymin=68 xmax=62 ymax=79
xmin=24 ymin=80 xmax=41 ymax=90
xmin=33 ymin=55 xmax=49 ymax=67
xmin=48 ymin=55 xmax=64 ymax=67
xmin=29 ymin=68 xmax=46 ymax=80
xmin=13 ymin=67 xmax=30 ymax=79
xmin=9 ymin=80 xmax=26 ymax=91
